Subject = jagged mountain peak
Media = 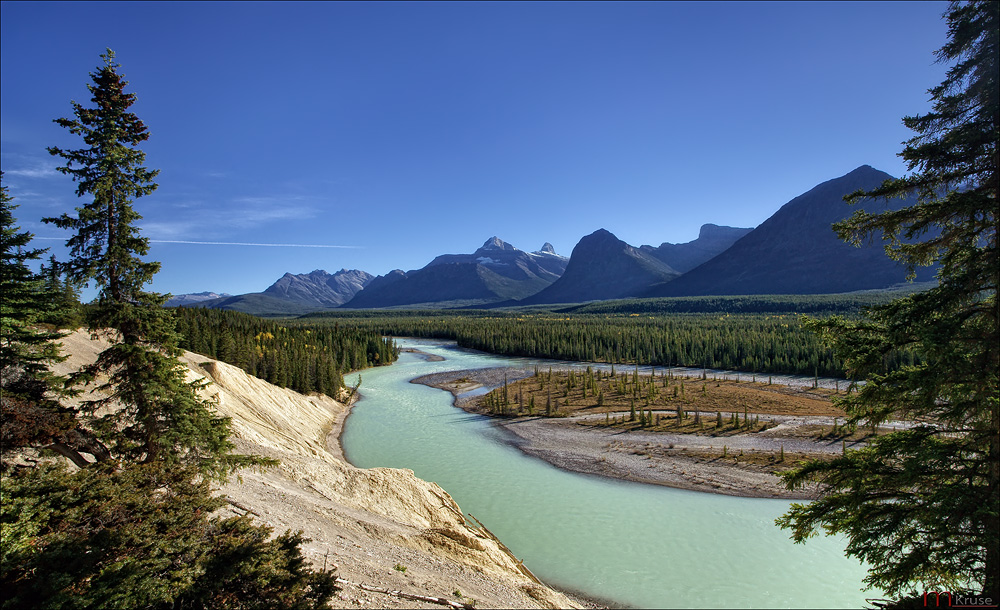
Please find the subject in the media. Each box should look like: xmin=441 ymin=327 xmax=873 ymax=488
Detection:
xmin=479 ymin=236 xmax=516 ymax=252
xmin=262 ymin=268 xmax=374 ymax=308
xmin=537 ymin=242 xmax=556 ymax=254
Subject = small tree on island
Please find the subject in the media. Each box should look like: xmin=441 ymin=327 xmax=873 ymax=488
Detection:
xmin=777 ymin=1 xmax=998 ymax=602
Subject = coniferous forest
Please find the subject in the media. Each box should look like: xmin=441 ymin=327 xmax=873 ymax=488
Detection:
xmin=297 ymin=306 xmax=919 ymax=378
xmin=172 ymin=307 xmax=398 ymax=398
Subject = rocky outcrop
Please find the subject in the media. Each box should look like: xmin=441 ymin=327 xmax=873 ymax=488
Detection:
xmin=53 ymin=330 xmax=578 ymax=610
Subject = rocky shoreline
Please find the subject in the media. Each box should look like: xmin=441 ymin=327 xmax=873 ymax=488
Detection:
xmin=410 ymin=368 xmax=858 ymax=500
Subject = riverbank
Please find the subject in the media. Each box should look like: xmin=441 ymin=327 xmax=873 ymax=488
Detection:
xmin=52 ymin=330 xmax=583 ymax=610
xmin=411 ymin=367 xmax=862 ymax=499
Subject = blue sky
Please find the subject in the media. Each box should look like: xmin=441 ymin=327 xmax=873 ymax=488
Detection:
xmin=2 ymin=1 xmax=949 ymax=298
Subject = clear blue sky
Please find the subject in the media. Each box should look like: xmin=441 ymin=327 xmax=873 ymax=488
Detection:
xmin=2 ymin=1 xmax=949 ymax=298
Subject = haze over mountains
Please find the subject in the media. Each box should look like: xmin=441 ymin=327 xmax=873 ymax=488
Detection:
xmin=164 ymin=292 xmax=231 ymax=307
xmin=175 ymin=165 xmax=936 ymax=314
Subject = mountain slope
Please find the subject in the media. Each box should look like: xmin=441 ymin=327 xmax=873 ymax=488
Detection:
xmin=343 ymin=237 xmax=568 ymax=308
xmin=640 ymin=224 xmax=753 ymax=274
xmin=519 ymin=229 xmax=680 ymax=304
xmin=645 ymin=165 xmax=937 ymax=297
xmin=262 ymin=268 xmax=374 ymax=308
xmin=191 ymin=293 xmax=320 ymax=317
xmin=164 ymin=292 xmax=231 ymax=307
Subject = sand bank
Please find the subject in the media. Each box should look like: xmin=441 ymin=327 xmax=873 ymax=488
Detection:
xmin=410 ymin=368 xmax=857 ymax=500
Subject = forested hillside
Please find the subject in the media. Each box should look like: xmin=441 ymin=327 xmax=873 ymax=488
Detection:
xmin=173 ymin=307 xmax=398 ymax=398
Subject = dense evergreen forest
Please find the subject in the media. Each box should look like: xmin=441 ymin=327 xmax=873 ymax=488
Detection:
xmin=173 ymin=307 xmax=398 ymax=398
xmin=294 ymin=294 xmax=927 ymax=377
xmin=295 ymin=309 xmax=911 ymax=378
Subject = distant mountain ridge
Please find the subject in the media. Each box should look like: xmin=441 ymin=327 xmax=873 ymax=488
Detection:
xmin=644 ymin=165 xmax=938 ymax=297
xmin=164 ymin=292 xmax=232 ymax=307
xmin=263 ymin=268 xmax=374 ymax=308
xmin=518 ymin=229 xmax=680 ymax=305
xmin=176 ymin=165 xmax=938 ymax=315
xmin=342 ymin=237 xmax=568 ymax=308
xmin=640 ymin=224 xmax=753 ymax=273
xmin=177 ymin=269 xmax=373 ymax=316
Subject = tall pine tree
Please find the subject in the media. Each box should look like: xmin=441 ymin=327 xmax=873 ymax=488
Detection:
xmin=44 ymin=50 xmax=251 ymax=478
xmin=3 ymin=50 xmax=338 ymax=610
xmin=777 ymin=1 xmax=998 ymax=601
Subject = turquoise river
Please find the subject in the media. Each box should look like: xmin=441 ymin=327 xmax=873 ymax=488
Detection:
xmin=341 ymin=338 xmax=874 ymax=609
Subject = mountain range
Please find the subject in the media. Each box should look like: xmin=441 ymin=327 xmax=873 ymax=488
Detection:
xmin=263 ymin=268 xmax=374 ymax=308
xmin=173 ymin=165 xmax=937 ymax=314
xmin=342 ymin=238 xmax=568 ymax=308
xmin=642 ymin=165 xmax=937 ymax=297
xmin=639 ymin=224 xmax=753 ymax=273
xmin=164 ymin=292 xmax=231 ymax=307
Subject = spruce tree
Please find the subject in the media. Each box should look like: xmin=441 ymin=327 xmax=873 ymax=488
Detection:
xmin=44 ymin=50 xmax=252 ymax=479
xmin=1 ymin=174 xmax=62 ymax=385
xmin=778 ymin=1 xmax=998 ymax=600
xmin=0 ymin=174 xmax=83 ymax=465
xmin=4 ymin=50 xmax=338 ymax=608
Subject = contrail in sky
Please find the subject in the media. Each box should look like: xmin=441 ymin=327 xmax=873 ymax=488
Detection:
xmin=35 ymin=237 xmax=361 ymax=249
xmin=150 ymin=239 xmax=362 ymax=248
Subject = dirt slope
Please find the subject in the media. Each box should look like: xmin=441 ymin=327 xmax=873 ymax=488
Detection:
xmin=53 ymin=330 xmax=581 ymax=610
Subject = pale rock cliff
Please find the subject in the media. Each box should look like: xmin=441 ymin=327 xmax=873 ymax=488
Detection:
xmin=53 ymin=330 xmax=580 ymax=610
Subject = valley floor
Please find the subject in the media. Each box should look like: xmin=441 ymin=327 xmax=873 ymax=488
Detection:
xmin=412 ymin=367 xmax=888 ymax=500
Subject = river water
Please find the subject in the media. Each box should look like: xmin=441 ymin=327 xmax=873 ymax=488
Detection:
xmin=341 ymin=338 xmax=873 ymax=609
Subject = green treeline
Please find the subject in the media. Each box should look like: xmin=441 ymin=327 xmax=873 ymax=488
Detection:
xmin=298 ymin=311 xmax=918 ymax=377
xmin=292 ymin=293 xmax=928 ymax=377
xmin=557 ymin=290 xmax=934 ymax=315
xmin=173 ymin=307 xmax=398 ymax=398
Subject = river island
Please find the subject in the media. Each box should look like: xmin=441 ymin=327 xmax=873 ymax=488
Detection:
xmin=412 ymin=365 xmax=886 ymax=500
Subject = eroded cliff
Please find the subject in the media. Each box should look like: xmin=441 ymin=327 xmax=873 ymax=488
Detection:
xmin=53 ymin=330 xmax=580 ymax=610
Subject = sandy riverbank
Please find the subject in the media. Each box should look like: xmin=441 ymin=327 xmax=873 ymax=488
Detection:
xmin=51 ymin=330 xmax=584 ymax=610
xmin=410 ymin=368 xmax=858 ymax=500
